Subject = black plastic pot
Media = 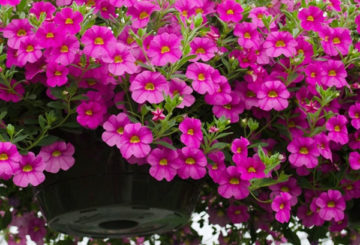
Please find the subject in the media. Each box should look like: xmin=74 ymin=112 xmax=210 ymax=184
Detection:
xmin=348 ymin=199 xmax=360 ymax=229
xmin=34 ymin=131 xmax=200 ymax=238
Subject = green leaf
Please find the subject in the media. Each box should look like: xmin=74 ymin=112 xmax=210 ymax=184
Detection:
xmin=0 ymin=210 xmax=12 ymax=229
xmin=47 ymin=101 xmax=66 ymax=109
xmin=153 ymin=140 xmax=177 ymax=150
xmin=37 ymin=135 xmax=60 ymax=146
xmin=283 ymin=228 xmax=301 ymax=245
xmin=38 ymin=115 xmax=47 ymax=129
xmin=210 ymin=142 xmax=228 ymax=151
xmin=194 ymin=13 xmax=203 ymax=28
xmin=0 ymin=110 xmax=7 ymax=120
xmin=250 ymin=172 xmax=290 ymax=191
xmin=12 ymin=134 xmax=29 ymax=144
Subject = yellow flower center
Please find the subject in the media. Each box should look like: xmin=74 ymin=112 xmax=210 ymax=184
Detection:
xmin=60 ymin=45 xmax=69 ymax=53
xmin=130 ymin=135 xmax=140 ymax=143
xmin=328 ymin=70 xmax=336 ymax=77
xmin=212 ymin=163 xmax=218 ymax=170
xmin=185 ymin=157 xmax=195 ymax=165
xmin=87 ymin=79 xmax=96 ymax=86
xmin=46 ymin=32 xmax=54 ymax=38
xmin=182 ymin=10 xmax=188 ymax=17
xmin=196 ymin=48 xmax=205 ymax=54
xmin=332 ymin=37 xmax=341 ymax=44
xmin=114 ymin=55 xmax=123 ymax=63
xmin=230 ymin=177 xmax=239 ymax=185
xmin=85 ymin=109 xmax=93 ymax=116
xmin=159 ymin=158 xmax=168 ymax=166
xmin=102 ymin=6 xmax=108 ymax=11
xmin=94 ymin=37 xmax=104 ymax=45
xmin=306 ymin=15 xmax=314 ymax=21
xmin=248 ymin=167 xmax=256 ymax=173
xmin=327 ymin=201 xmax=335 ymax=208
xmin=226 ymin=9 xmax=234 ymax=15
xmin=0 ymin=153 xmax=8 ymax=161
xmin=310 ymin=72 xmax=316 ymax=78
xmin=244 ymin=32 xmax=251 ymax=39
xmin=22 ymin=164 xmax=33 ymax=172
xmin=224 ymin=104 xmax=232 ymax=110
xmin=161 ymin=46 xmax=170 ymax=54
xmin=346 ymin=185 xmax=353 ymax=190
xmin=334 ymin=125 xmax=341 ymax=132
xmin=281 ymin=186 xmax=289 ymax=192
xmin=187 ymin=129 xmax=194 ymax=135
xmin=17 ymin=29 xmax=26 ymax=37
xmin=198 ymin=73 xmax=205 ymax=81
xmin=54 ymin=71 xmax=62 ymax=76
xmin=355 ymin=113 xmax=359 ymax=118
xmin=275 ymin=40 xmax=286 ymax=48
xmin=298 ymin=49 xmax=304 ymax=54
xmin=235 ymin=210 xmax=241 ymax=215
xmin=288 ymin=121 xmax=295 ymax=128
xmin=299 ymin=147 xmax=309 ymax=154
xmin=145 ymin=82 xmax=155 ymax=90
xmin=26 ymin=45 xmax=34 ymax=52
xmin=236 ymin=147 xmax=242 ymax=153
xmin=117 ymin=127 xmax=124 ymax=134
xmin=52 ymin=150 xmax=61 ymax=157
xmin=139 ymin=11 xmax=149 ymax=19
xmin=257 ymin=13 xmax=263 ymax=19
xmin=195 ymin=8 xmax=203 ymax=14
xmin=268 ymin=90 xmax=278 ymax=98
xmin=65 ymin=18 xmax=73 ymax=24
xmin=279 ymin=203 xmax=285 ymax=209
xmin=246 ymin=91 xmax=255 ymax=98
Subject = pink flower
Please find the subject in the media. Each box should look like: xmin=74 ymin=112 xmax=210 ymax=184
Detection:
xmin=216 ymin=0 xmax=243 ymax=23
xmin=54 ymin=7 xmax=83 ymax=34
xmin=236 ymin=156 xmax=265 ymax=180
xmin=305 ymin=61 xmax=323 ymax=86
xmin=0 ymin=142 xmax=21 ymax=176
xmin=13 ymin=152 xmax=45 ymax=187
xmin=179 ymin=117 xmax=203 ymax=148
xmin=287 ymin=137 xmax=320 ymax=168
xmin=349 ymin=152 xmax=360 ymax=170
xmin=0 ymin=0 xmax=20 ymax=6
xmin=102 ymin=113 xmax=130 ymax=149
xmin=35 ymin=22 xmax=63 ymax=48
xmin=269 ymin=177 xmax=302 ymax=206
xmin=204 ymin=76 xmax=232 ymax=106
xmin=38 ymin=141 xmax=75 ymax=173
xmin=227 ymin=205 xmax=249 ymax=223
xmin=81 ymin=25 xmax=117 ymax=60
xmin=3 ymin=19 xmax=33 ymax=49
xmin=218 ymin=166 xmax=250 ymax=200
xmin=130 ymin=71 xmax=169 ymax=104
xmin=315 ymin=190 xmax=345 ymax=222
xmin=207 ymin=151 xmax=226 ymax=183
xmin=271 ymin=192 xmax=292 ymax=223
xmin=356 ymin=14 xmax=360 ymax=33
xmin=263 ymin=31 xmax=297 ymax=58
xmin=147 ymin=33 xmax=182 ymax=66
xmin=119 ymin=123 xmax=153 ymax=159
xmin=257 ymin=80 xmax=290 ymax=111
xmin=349 ymin=103 xmax=360 ymax=129
xmin=29 ymin=1 xmax=56 ymax=20
xmin=17 ymin=36 xmax=42 ymax=66
xmin=127 ymin=1 xmax=159 ymax=28
xmin=326 ymin=115 xmax=348 ymax=145
xmin=248 ymin=7 xmax=274 ymax=28
xmin=147 ymin=148 xmax=181 ymax=181
xmin=212 ymin=91 xmax=244 ymax=123
xmin=102 ymin=43 xmax=137 ymax=76
xmin=151 ymin=108 xmax=166 ymax=121
xmin=76 ymin=101 xmax=107 ymax=129
xmin=169 ymin=78 xmax=195 ymax=108
xmin=186 ymin=62 xmax=216 ymax=94
xmin=314 ymin=133 xmax=332 ymax=161
xmin=190 ymin=37 xmax=218 ymax=62
xmin=46 ymin=63 xmax=69 ymax=87
xmin=320 ymin=27 xmax=352 ymax=56
xmin=48 ymin=35 xmax=79 ymax=66
xmin=320 ymin=59 xmax=348 ymax=88
xmin=298 ymin=6 xmax=324 ymax=31
xmin=27 ymin=216 xmax=46 ymax=244
xmin=0 ymin=79 xmax=24 ymax=103
xmin=234 ymin=22 xmax=260 ymax=49
xmin=230 ymin=137 xmax=250 ymax=158
xmin=177 ymin=147 xmax=207 ymax=180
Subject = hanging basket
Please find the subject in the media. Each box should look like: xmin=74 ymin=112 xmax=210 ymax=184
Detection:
xmin=34 ymin=131 xmax=200 ymax=238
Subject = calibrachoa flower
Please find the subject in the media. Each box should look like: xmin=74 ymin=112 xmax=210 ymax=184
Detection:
xmin=320 ymin=59 xmax=348 ymax=88
xmin=35 ymin=22 xmax=63 ymax=48
xmin=227 ymin=205 xmax=249 ymax=223
xmin=151 ymin=108 xmax=166 ymax=121
xmin=3 ymin=19 xmax=33 ymax=49
xmin=287 ymin=137 xmax=320 ymax=168
xmin=314 ymin=133 xmax=333 ymax=161
xmin=190 ymin=37 xmax=218 ymax=62
xmin=48 ymin=35 xmax=79 ymax=66
xmin=257 ymin=80 xmax=290 ymax=111
xmin=76 ymin=101 xmax=107 ymax=129
xmin=81 ymin=25 xmax=117 ymax=60
xmin=147 ymin=33 xmax=182 ymax=66
xmin=29 ymin=1 xmax=56 ymax=20
xmin=269 ymin=177 xmax=302 ymax=206
xmin=0 ymin=79 xmax=24 ymax=103
xmin=54 ymin=7 xmax=83 ymax=34
xmin=231 ymin=137 xmax=249 ymax=160
xmin=320 ymin=27 xmax=352 ymax=56
xmin=326 ymin=115 xmax=349 ymax=145
xmin=17 ymin=36 xmax=42 ymax=66
xmin=263 ymin=31 xmax=297 ymax=58
xmin=216 ymin=0 xmax=243 ymax=23
xmin=0 ymin=142 xmax=21 ymax=176
xmin=13 ymin=152 xmax=46 ymax=187
xmin=179 ymin=117 xmax=203 ymax=148
xmin=315 ymin=190 xmax=346 ymax=222
xmin=102 ymin=43 xmax=137 ymax=76
xmin=169 ymin=79 xmax=195 ymax=108
xmin=147 ymin=148 xmax=180 ymax=181
xmin=271 ymin=192 xmax=292 ymax=223
xmin=126 ymin=1 xmax=159 ymax=28
xmin=46 ymin=63 xmax=69 ymax=87
xmin=349 ymin=103 xmax=360 ymax=129
xmin=234 ymin=22 xmax=261 ymax=49
xmin=38 ymin=142 xmax=75 ymax=173
xmin=349 ymin=152 xmax=360 ymax=170
xmin=236 ymin=156 xmax=265 ymax=180
xmin=212 ymin=91 xmax=244 ymax=123
xmin=177 ymin=147 xmax=207 ymax=180
xmin=207 ymin=151 xmax=226 ymax=183
xmin=218 ymin=166 xmax=250 ymax=200
xmin=298 ymin=6 xmax=324 ymax=31
xmin=119 ymin=123 xmax=153 ymax=159
xmin=185 ymin=62 xmax=216 ymax=94
xmin=102 ymin=113 xmax=130 ymax=149
xmin=130 ymin=71 xmax=169 ymax=104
